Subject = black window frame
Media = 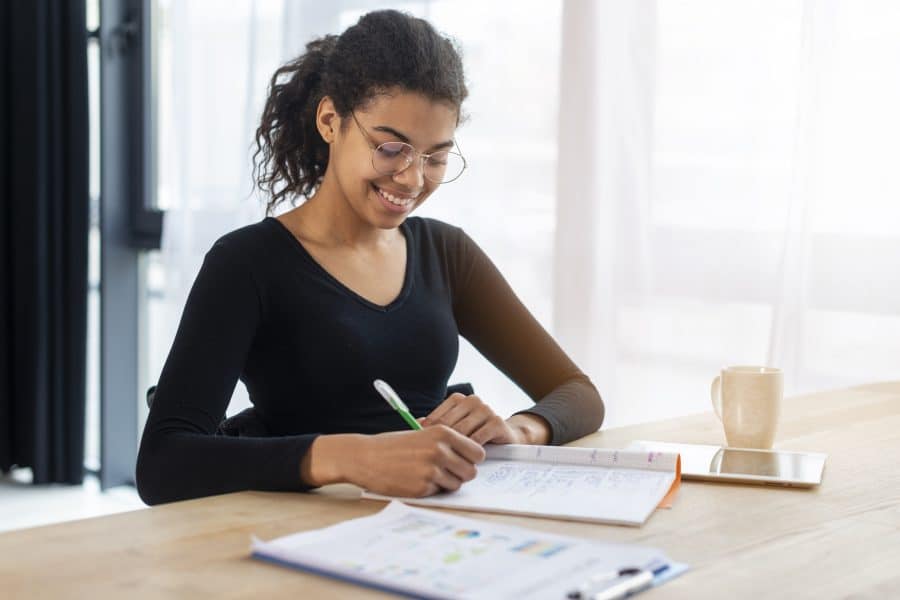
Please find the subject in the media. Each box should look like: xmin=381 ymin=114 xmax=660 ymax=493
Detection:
xmin=98 ymin=0 xmax=162 ymax=489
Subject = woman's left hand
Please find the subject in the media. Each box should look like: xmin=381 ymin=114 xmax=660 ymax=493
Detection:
xmin=422 ymin=393 xmax=524 ymax=445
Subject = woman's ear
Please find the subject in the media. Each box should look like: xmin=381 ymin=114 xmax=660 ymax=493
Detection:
xmin=316 ymin=96 xmax=340 ymax=143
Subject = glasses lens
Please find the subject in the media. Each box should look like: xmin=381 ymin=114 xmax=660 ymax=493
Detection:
xmin=373 ymin=142 xmax=414 ymax=175
xmin=372 ymin=143 xmax=466 ymax=183
xmin=424 ymin=151 xmax=465 ymax=183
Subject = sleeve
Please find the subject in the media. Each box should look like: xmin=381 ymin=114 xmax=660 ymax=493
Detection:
xmin=135 ymin=240 xmax=319 ymax=506
xmin=451 ymin=229 xmax=605 ymax=445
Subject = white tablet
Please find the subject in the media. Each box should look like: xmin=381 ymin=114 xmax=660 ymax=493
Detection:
xmin=627 ymin=441 xmax=827 ymax=487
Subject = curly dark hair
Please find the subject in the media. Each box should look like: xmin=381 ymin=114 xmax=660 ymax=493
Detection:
xmin=253 ymin=10 xmax=468 ymax=215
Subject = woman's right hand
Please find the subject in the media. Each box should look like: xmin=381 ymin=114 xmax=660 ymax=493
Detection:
xmin=301 ymin=426 xmax=486 ymax=497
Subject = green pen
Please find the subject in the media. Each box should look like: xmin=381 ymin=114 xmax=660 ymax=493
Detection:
xmin=373 ymin=379 xmax=423 ymax=431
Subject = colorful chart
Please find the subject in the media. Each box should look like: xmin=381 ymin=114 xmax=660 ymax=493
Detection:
xmin=511 ymin=539 xmax=570 ymax=558
xmin=454 ymin=529 xmax=480 ymax=539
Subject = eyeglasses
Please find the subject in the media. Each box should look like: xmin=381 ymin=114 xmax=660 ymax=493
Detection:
xmin=350 ymin=112 xmax=467 ymax=184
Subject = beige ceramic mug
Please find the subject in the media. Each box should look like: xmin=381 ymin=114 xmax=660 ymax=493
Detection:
xmin=711 ymin=366 xmax=783 ymax=448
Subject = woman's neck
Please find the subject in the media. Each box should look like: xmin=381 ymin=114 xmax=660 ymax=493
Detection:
xmin=290 ymin=174 xmax=398 ymax=250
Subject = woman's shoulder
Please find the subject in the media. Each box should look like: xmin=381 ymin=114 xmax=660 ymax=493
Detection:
xmin=192 ymin=218 xmax=293 ymax=291
xmin=405 ymin=217 xmax=487 ymax=288
xmin=405 ymin=216 xmax=470 ymax=250
xmin=207 ymin=217 xmax=285 ymax=261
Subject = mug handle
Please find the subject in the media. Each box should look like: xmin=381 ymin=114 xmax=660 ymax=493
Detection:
xmin=711 ymin=375 xmax=723 ymax=421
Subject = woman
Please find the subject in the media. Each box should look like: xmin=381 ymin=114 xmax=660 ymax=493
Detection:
xmin=136 ymin=10 xmax=603 ymax=506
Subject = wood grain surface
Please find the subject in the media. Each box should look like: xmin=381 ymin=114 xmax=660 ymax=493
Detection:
xmin=2 ymin=381 xmax=899 ymax=599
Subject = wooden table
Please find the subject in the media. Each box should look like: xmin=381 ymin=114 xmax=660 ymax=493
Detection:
xmin=2 ymin=381 xmax=900 ymax=599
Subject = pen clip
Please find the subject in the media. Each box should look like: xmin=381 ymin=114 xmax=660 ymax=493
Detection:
xmin=566 ymin=567 xmax=653 ymax=600
xmin=373 ymin=379 xmax=410 ymax=412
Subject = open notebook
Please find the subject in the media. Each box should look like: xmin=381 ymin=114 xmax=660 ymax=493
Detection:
xmin=363 ymin=444 xmax=682 ymax=526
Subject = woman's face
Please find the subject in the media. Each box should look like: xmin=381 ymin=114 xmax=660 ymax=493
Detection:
xmin=327 ymin=90 xmax=459 ymax=229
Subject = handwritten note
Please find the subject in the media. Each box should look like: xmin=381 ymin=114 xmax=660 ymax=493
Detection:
xmin=363 ymin=445 xmax=681 ymax=526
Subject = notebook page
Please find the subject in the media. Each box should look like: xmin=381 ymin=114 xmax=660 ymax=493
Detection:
xmin=365 ymin=458 xmax=675 ymax=525
xmin=486 ymin=444 xmax=680 ymax=473
xmin=251 ymin=501 xmax=685 ymax=600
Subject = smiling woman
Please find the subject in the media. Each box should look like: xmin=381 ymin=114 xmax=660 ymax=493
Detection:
xmin=135 ymin=9 xmax=603 ymax=506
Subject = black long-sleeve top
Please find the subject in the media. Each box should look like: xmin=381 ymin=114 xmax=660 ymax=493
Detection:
xmin=135 ymin=216 xmax=604 ymax=505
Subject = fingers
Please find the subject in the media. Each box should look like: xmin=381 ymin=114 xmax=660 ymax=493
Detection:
xmin=426 ymin=395 xmax=508 ymax=446
xmin=451 ymin=411 xmax=499 ymax=437
xmin=434 ymin=425 xmax=486 ymax=465
xmin=365 ymin=429 xmax=485 ymax=498
xmin=470 ymin=415 xmax=510 ymax=445
xmin=433 ymin=403 xmax=474 ymax=428
xmin=426 ymin=434 xmax=480 ymax=494
xmin=427 ymin=394 xmax=489 ymax=430
xmin=408 ymin=444 xmax=472 ymax=497
xmin=413 ymin=480 xmax=441 ymax=497
xmin=425 ymin=392 xmax=465 ymax=423
xmin=425 ymin=466 xmax=463 ymax=494
xmin=438 ymin=443 xmax=479 ymax=483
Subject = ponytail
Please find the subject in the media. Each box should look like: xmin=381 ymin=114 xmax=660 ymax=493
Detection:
xmin=253 ymin=35 xmax=337 ymax=215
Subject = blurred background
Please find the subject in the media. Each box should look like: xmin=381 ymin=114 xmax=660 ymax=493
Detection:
xmin=3 ymin=0 xmax=900 ymax=531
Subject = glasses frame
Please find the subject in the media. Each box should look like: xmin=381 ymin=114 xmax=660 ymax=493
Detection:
xmin=350 ymin=112 xmax=467 ymax=184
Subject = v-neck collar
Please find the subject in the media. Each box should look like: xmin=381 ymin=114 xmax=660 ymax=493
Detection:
xmin=267 ymin=216 xmax=415 ymax=313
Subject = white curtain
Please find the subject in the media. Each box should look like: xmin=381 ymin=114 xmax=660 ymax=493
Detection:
xmin=555 ymin=0 xmax=900 ymax=427
xmin=147 ymin=0 xmax=900 ymax=431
